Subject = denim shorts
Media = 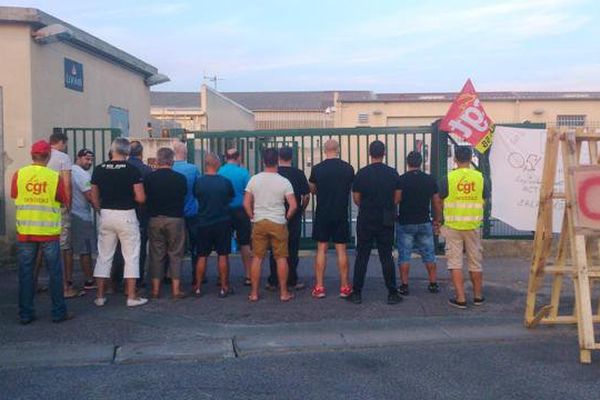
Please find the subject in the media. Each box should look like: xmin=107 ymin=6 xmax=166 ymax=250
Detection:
xmin=396 ymin=222 xmax=436 ymax=264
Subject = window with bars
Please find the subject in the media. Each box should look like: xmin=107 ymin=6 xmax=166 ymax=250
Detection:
xmin=557 ymin=115 xmax=586 ymax=127
xmin=357 ymin=112 xmax=369 ymax=124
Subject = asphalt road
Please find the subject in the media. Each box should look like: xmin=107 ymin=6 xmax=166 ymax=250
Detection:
xmin=2 ymin=338 xmax=598 ymax=400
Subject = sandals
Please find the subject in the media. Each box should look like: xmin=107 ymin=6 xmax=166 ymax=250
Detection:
xmin=244 ymin=278 xmax=252 ymax=287
xmin=193 ymin=288 xmax=203 ymax=297
xmin=248 ymin=294 xmax=259 ymax=302
xmin=172 ymin=292 xmax=187 ymax=300
xmin=280 ymin=293 xmax=295 ymax=302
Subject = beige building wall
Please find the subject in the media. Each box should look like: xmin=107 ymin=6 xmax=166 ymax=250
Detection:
xmin=150 ymin=108 xmax=205 ymax=131
xmin=201 ymin=85 xmax=254 ymax=131
xmin=30 ymin=39 xmax=150 ymax=139
xmin=254 ymin=111 xmax=334 ymax=130
xmin=0 ymin=22 xmax=154 ymax=243
xmin=335 ymin=99 xmax=600 ymax=128
xmin=0 ymin=23 xmax=34 ymax=243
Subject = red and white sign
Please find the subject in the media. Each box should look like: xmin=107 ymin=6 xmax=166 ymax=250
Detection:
xmin=440 ymin=79 xmax=495 ymax=153
xmin=574 ymin=166 xmax=600 ymax=231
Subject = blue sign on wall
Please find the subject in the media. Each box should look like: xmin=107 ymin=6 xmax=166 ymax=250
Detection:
xmin=64 ymin=58 xmax=84 ymax=92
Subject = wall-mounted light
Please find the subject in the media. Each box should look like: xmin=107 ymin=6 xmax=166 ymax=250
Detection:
xmin=32 ymin=24 xmax=72 ymax=44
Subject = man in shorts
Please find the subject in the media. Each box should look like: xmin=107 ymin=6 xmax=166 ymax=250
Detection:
xmin=47 ymin=131 xmax=83 ymax=298
xmin=218 ymin=148 xmax=252 ymax=286
xmin=193 ymin=153 xmax=234 ymax=297
xmin=308 ymin=139 xmax=354 ymax=298
xmin=70 ymin=148 xmax=98 ymax=290
xmin=396 ymin=151 xmax=442 ymax=295
xmin=244 ymin=148 xmax=297 ymax=302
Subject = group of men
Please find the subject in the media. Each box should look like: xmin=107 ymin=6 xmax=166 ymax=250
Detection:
xmin=12 ymin=132 xmax=488 ymax=324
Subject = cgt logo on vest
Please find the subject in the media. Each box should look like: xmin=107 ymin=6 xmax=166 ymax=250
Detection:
xmin=457 ymin=177 xmax=475 ymax=194
xmin=25 ymin=178 xmax=48 ymax=195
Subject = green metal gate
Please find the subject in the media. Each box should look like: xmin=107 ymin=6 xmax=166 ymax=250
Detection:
xmin=60 ymin=127 xmax=122 ymax=164
xmin=186 ymin=126 xmax=436 ymax=249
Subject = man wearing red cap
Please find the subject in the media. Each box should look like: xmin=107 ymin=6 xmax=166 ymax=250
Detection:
xmin=11 ymin=140 xmax=73 ymax=324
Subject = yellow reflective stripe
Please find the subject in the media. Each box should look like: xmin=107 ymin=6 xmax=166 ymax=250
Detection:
xmin=444 ymin=202 xmax=483 ymax=209
xmin=16 ymin=220 xmax=61 ymax=228
xmin=445 ymin=216 xmax=482 ymax=222
xmin=16 ymin=205 xmax=61 ymax=213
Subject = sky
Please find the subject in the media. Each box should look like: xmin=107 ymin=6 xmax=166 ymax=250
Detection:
xmin=7 ymin=0 xmax=600 ymax=93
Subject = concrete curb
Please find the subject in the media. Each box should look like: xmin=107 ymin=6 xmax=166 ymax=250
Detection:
xmin=0 ymin=317 xmax=575 ymax=369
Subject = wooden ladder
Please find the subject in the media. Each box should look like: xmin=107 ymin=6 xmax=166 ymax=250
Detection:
xmin=525 ymin=127 xmax=600 ymax=364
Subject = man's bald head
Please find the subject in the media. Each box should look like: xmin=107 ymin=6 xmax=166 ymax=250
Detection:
xmin=173 ymin=140 xmax=187 ymax=160
xmin=324 ymin=139 xmax=339 ymax=157
xmin=225 ymin=148 xmax=240 ymax=164
xmin=204 ymin=152 xmax=221 ymax=173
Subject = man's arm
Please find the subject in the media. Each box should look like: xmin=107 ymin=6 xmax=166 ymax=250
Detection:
xmin=431 ymin=193 xmax=443 ymax=234
xmin=308 ymin=182 xmax=317 ymax=195
xmin=60 ymin=170 xmax=72 ymax=210
xmin=243 ymin=191 xmax=254 ymax=220
xmin=301 ymin=194 xmax=310 ymax=211
xmin=394 ymin=189 xmax=402 ymax=205
xmin=352 ymin=192 xmax=361 ymax=206
xmin=133 ymin=183 xmax=146 ymax=204
xmin=285 ymin=193 xmax=298 ymax=220
xmin=90 ymin=185 xmax=101 ymax=211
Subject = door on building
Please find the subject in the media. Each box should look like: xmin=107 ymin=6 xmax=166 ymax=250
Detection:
xmin=109 ymin=106 xmax=129 ymax=137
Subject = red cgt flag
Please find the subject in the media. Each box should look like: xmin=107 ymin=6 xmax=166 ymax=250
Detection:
xmin=440 ymin=79 xmax=495 ymax=153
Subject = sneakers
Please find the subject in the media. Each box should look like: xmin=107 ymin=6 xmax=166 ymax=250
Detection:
xmin=53 ymin=312 xmax=75 ymax=323
xmin=291 ymin=282 xmax=306 ymax=291
xmin=347 ymin=291 xmax=362 ymax=304
xmin=398 ymin=284 xmax=409 ymax=296
xmin=311 ymin=285 xmax=326 ymax=299
xmin=126 ymin=297 xmax=148 ymax=307
xmin=473 ymin=297 xmax=485 ymax=306
xmin=427 ymin=282 xmax=440 ymax=294
xmin=448 ymin=298 xmax=467 ymax=309
xmin=387 ymin=291 xmax=403 ymax=305
xmin=64 ymin=287 xmax=86 ymax=299
xmin=84 ymin=280 xmax=97 ymax=290
xmin=94 ymin=297 xmax=107 ymax=307
xmin=339 ymin=284 xmax=353 ymax=298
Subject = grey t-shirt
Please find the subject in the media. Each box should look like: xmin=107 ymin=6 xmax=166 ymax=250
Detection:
xmin=47 ymin=149 xmax=72 ymax=172
xmin=71 ymin=164 xmax=93 ymax=221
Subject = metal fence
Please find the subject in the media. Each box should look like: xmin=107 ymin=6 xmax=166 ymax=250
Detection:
xmin=61 ymin=127 xmax=121 ymax=164
xmin=186 ymin=126 xmax=437 ymax=248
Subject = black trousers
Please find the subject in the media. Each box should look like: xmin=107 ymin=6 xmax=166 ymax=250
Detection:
xmin=352 ymin=221 xmax=397 ymax=294
xmin=268 ymin=215 xmax=302 ymax=287
xmin=185 ymin=215 xmax=200 ymax=284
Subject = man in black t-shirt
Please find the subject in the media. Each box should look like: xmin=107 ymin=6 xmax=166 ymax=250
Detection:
xmin=308 ymin=139 xmax=354 ymax=299
xmin=267 ymin=147 xmax=310 ymax=291
xmin=348 ymin=140 xmax=402 ymax=305
xmin=193 ymin=153 xmax=234 ymax=297
xmin=90 ymin=138 xmax=147 ymax=308
xmin=396 ymin=151 xmax=442 ymax=296
xmin=145 ymin=147 xmax=187 ymax=300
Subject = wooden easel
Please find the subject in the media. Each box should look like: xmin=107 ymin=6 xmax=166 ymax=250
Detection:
xmin=525 ymin=127 xmax=600 ymax=363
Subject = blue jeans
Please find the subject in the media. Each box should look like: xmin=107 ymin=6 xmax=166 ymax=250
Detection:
xmin=17 ymin=241 xmax=67 ymax=322
xmin=396 ymin=223 xmax=436 ymax=264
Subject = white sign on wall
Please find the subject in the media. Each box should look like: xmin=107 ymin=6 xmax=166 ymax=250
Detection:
xmin=489 ymin=126 xmax=564 ymax=233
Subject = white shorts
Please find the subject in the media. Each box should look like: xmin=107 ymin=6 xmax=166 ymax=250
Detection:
xmin=93 ymin=209 xmax=140 ymax=279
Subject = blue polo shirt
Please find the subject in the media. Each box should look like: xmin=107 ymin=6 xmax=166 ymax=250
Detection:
xmin=218 ymin=163 xmax=250 ymax=208
xmin=173 ymin=160 xmax=200 ymax=217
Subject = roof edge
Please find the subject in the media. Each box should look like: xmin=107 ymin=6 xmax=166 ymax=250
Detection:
xmin=0 ymin=6 xmax=161 ymax=79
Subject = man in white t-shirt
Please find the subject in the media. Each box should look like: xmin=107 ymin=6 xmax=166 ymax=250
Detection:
xmin=46 ymin=132 xmax=83 ymax=298
xmin=71 ymin=149 xmax=98 ymax=290
xmin=244 ymin=148 xmax=297 ymax=302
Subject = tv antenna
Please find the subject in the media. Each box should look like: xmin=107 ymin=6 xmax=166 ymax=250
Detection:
xmin=203 ymin=72 xmax=225 ymax=90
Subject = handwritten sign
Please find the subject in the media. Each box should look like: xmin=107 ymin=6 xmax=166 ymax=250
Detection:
xmin=489 ymin=126 xmax=564 ymax=233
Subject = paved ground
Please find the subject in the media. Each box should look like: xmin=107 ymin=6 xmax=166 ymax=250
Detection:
xmin=0 ymin=253 xmax=592 ymax=399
